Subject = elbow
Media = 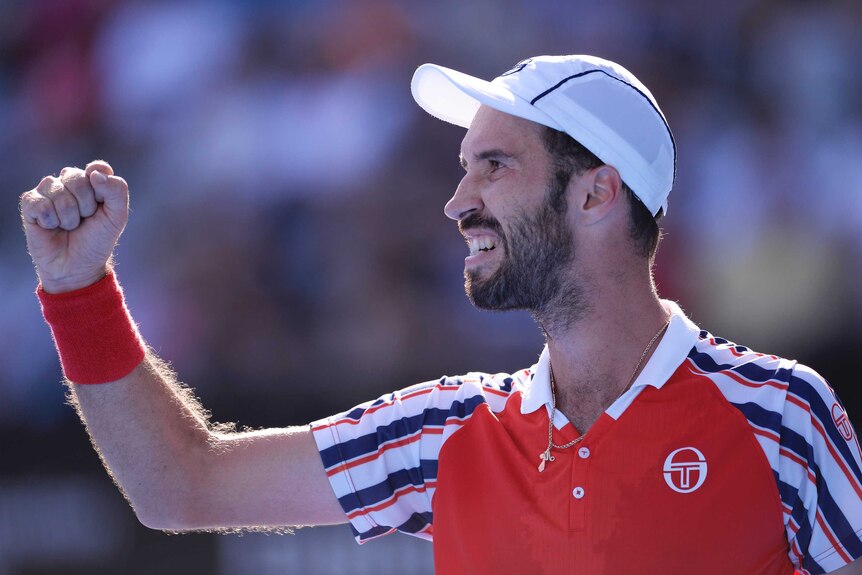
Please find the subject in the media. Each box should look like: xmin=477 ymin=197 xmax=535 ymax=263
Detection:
xmin=129 ymin=490 xmax=200 ymax=531
xmin=125 ymin=456 xmax=213 ymax=532
xmin=134 ymin=504 xmax=194 ymax=531
xmin=135 ymin=509 xmax=177 ymax=531
xmin=123 ymin=431 xmax=226 ymax=531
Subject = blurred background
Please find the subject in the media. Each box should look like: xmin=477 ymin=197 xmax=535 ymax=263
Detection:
xmin=1 ymin=0 xmax=861 ymax=573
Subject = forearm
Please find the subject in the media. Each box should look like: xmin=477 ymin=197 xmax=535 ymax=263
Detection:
xmin=36 ymin=265 xmax=216 ymax=528
xmin=70 ymin=352 xmax=346 ymax=531
xmin=22 ymin=162 xmax=346 ymax=532
xmin=41 ymin=273 xmax=343 ymax=530
xmin=68 ymin=352 xmax=214 ymax=530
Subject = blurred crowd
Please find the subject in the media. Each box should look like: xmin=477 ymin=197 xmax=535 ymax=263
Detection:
xmin=1 ymin=0 xmax=861 ymax=573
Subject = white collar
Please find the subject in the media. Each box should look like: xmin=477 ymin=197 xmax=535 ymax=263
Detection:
xmin=520 ymin=300 xmax=702 ymax=415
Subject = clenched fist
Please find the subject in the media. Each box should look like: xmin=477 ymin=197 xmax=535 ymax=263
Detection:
xmin=20 ymin=160 xmax=129 ymax=294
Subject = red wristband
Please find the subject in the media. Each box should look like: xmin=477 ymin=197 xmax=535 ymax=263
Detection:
xmin=38 ymin=272 xmax=146 ymax=384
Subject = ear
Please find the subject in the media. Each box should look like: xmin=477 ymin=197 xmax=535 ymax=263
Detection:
xmin=580 ymin=166 xmax=623 ymax=224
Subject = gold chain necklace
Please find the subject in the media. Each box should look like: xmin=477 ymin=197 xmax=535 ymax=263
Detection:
xmin=538 ymin=320 xmax=670 ymax=472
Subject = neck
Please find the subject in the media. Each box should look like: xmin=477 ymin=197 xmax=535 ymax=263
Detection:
xmin=536 ymin=267 xmax=670 ymax=408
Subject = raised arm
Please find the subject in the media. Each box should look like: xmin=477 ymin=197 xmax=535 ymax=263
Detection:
xmin=20 ymin=161 xmax=346 ymax=531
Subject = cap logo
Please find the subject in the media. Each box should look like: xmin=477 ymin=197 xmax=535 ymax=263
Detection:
xmin=500 ymin=58 xmax=532 ymax=77
xmin=663 ymin=447 xmax=707 ymax=494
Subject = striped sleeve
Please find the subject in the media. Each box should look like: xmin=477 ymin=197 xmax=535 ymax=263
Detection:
xmin=782 ymin=364 xmax=862 ymax=574
xmin=309 ymin=375 xmax=493 ymax=544
xmin=691 ymin=335 xmax=862 ymax=574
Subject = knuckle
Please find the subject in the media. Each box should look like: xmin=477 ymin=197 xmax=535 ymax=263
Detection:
xmin=36 ymin=176 xmax=54 ymax=191
xmin=22 ymin=190 xmax=46 ymax=211
xmin=20 ymin=196 xmax=40 ymax=219
xmin=36 ymin=196 xmax=53 ymax=212
xmin=53 ymin=191 xmax=77 ymax=211
xmin=62 ymin=171 xmax=97 ymax=210
xmin=37 ymin=206 xmax=57 ymax=225
xmin=60 ymin=167 xmax=86 ymax=184
xmin=54 ymin=194 xmax=70 ymax=209
xmin=24 ymin=190 xmax=44 ymax=204
xmin=48 ymin=179 xmax=66 ymax=197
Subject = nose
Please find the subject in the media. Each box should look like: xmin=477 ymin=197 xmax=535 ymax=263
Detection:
xmin=444 ymin=175 xmax=483 ymax=221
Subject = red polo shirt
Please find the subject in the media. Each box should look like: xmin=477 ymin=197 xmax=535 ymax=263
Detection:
xmin=312 ymin=303 xmax=862 ymax=574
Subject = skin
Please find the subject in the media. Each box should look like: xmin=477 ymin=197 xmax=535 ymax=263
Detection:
xmin=451 ymin=108 xmax=862 ymax=574
xmin=449 ymin=106 xmax=671 ymax=433
xmin=457 ymin=130 xmax=582 ymax=325
xmin=20 ymin=161 xmax=346 ymax=530
xmin=19 ymin=114 xmax=862 ymax=574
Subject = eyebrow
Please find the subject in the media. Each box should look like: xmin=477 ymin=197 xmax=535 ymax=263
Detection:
xmin=459 ymin=149 xmax=514 ymax=169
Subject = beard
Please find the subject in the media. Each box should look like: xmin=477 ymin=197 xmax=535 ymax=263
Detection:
xmin=461 ymin=174 xmax=585 ymax=325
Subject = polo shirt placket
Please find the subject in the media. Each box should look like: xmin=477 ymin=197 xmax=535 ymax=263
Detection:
xmin=545 ymin=415 xmax=590 ymax=532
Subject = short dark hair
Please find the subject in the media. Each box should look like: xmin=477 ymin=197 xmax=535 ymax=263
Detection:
xmin=541 ymin=126 xmax=663 ymax=260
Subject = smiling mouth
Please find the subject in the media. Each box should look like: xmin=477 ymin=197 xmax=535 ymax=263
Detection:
xmin=468 ymin=236 xmax=497 ymax=256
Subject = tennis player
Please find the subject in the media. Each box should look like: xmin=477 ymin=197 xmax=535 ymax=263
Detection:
xmin=21 ymin=55 xmax=862 ymax=574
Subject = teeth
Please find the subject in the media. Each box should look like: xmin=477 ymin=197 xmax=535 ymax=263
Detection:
xmin=468 ymin=236 xmax=496 ymax=255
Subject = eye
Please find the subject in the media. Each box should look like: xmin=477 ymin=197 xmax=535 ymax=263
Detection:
xmin=488 ymin=159 xmax=503 ymax=171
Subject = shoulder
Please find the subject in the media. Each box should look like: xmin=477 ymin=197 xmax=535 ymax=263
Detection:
xmin=685 ymin=330 xmax=851 ymax=438
xmin=682 ymin=336 xmax=862 ymax=571
xmin=409 ymin=368 xmax=533 ymax=417
xmin=437 ymin=369 xmax=530 ymax=398
xmin=688 ymin=330 xmax=837 ymax=398
xmin=314 ymin=367 xmax=533 ymax=431
xmin=687 ymin=331 xmax=796 ymax=384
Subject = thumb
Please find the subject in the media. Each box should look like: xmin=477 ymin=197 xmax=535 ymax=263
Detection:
xmin=89 ymin=170 xmax=129 ymax=219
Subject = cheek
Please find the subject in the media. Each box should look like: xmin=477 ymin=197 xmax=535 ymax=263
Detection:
xmin=487 ymin=189 xmax=536 ymax=219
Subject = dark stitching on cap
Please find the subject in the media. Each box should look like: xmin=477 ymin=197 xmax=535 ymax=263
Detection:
xmin=530 ymin=70 xmax=597 ymax=105
xmin=530 ymin=69 xmax=677 ymax=181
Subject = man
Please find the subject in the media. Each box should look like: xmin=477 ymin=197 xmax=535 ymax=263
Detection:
xmin=20 ymin=55 xmax=862 ymax=574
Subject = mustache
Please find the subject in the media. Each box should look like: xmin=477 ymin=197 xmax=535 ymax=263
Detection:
xmin=458 ymin=213 xmax=505 ymax=237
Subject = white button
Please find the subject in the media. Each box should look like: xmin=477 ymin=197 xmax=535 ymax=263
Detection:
xmin=572 ymin=486 xmax=585 ymax=499
xmin=578 ymin=447 xmax=591 ymax=459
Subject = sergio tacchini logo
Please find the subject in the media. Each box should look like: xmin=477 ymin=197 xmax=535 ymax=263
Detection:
xmin=663 ymin=447 xmax=708 ymax=493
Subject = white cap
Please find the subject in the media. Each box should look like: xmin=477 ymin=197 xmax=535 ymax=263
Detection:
xmin=410 ymin=55 xmax=676 ymax=216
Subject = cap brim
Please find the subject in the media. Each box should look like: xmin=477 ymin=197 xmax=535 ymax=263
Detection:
xmin=411 ymin=63 xmax=562 ymax=130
